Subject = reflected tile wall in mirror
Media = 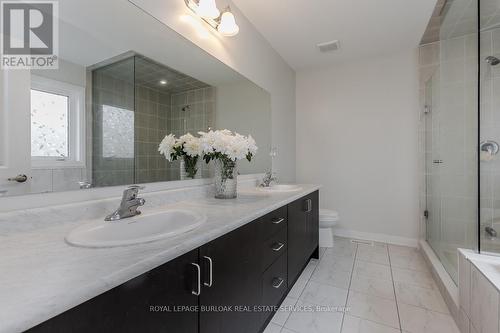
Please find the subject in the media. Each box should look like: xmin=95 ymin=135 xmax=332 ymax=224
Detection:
xmin=92 ymin=57 xmax=135 ymax=187
xmin=92 ymin=54 xmax=215 ymax=186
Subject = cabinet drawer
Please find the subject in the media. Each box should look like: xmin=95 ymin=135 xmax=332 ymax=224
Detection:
xmin=262 ymin=252 xmax=287 ymax=314
xmin=262 ymin=227 xmax=287 ymax=272
xmin=260 ymin=206 xmax=287 ymax=241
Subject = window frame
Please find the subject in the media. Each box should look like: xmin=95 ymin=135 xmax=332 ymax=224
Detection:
xmin=30 ymin=75 xmax=85 ymax=169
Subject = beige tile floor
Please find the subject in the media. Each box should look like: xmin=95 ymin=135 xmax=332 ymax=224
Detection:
xmin=263 ymin=237 xmax=459 ymax=333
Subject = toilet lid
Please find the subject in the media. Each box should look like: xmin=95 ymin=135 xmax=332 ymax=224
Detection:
xmin=319 ymin=209 xmax=339 ymax=220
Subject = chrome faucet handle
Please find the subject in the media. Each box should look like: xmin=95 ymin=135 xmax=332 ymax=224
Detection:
xmin=105 ymin=186 xmax=146 ymax=221
xmin=263 ymin=171 xmax=272 ymax=179
xmin=261 ymin=171 xmax=278 ymax=187
xmin=127 ymin=185 xmax=145 ymax=192
xmin=122 ymin=185 xmax=145 ymax=201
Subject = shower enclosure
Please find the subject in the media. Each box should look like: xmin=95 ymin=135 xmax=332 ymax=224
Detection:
xmin=422 ymin=0 xmax=500 ymax=284
xmin=91 ymin=54 xmax=214 ymax=187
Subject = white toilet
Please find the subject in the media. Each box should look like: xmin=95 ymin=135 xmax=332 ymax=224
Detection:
xmin=319 ymin=209 xmax=339 ymax=248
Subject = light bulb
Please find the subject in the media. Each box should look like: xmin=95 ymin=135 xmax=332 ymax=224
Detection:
xmin=217 ymin=11 xmax=239 ymax=36
xmin=196 ymin=0 xmax=220 ymax=19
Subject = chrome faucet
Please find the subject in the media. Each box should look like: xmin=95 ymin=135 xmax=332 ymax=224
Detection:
xmin=486 ymin=226 xmax=497 ymax=238
xmin=260 ymin=172 xmax=278 ymax=187
xmin=105 ymin=185 xmax=146 ymax=221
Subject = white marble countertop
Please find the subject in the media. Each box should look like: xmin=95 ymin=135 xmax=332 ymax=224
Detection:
xmin=0 ymin=184 xmax=320 ymax=333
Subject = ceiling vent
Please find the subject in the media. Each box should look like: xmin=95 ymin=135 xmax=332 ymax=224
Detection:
xmin=317 ymin=40 xmax=340 ymax=53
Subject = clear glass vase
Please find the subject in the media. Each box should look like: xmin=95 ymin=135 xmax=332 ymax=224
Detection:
xmin=214 ymin=158 xmax=237 ymax=199
xmin=180 ymin=156 xmax=201 ymax=180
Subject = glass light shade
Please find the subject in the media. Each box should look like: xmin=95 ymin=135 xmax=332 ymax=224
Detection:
xmin=217 ymin=11 xmax=239 ymax=36
xmin=196 ymin=0 xmax=220 ymax=19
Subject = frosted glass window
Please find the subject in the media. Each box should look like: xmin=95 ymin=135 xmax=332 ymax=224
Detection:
xmin=31 ymin=89 xmax=69 ymax=158
xmin=102 ymin=105 xmax=134 ymax=158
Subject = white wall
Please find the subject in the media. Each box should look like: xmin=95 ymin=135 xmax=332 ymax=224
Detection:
xmin=296 ymin=50 xmax=420 ymax=246
xmin=215 ymin=81 xmax=272 ymax=174
xmin=130 ymin=0 xmax=296 ymax=181
xmin=32 ymin=59 xmax=86 ymax=87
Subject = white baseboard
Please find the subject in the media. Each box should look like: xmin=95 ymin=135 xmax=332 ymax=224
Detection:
xmin=334 ymin=228 xmax=419 ymax=247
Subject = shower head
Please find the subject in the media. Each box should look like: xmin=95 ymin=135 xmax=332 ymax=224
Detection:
xmin=486 ymin=56 xmax=500 ymax=66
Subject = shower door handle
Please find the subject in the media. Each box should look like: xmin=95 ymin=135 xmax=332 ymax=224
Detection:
xmin=7 ymin=174 xmax=28 ymax=183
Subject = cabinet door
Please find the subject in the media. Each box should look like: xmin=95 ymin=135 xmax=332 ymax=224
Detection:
xmin=287 ymin=197 xmax=309 ymax=285
xmin=135 ymin=248 xmax=200 ymax=333
xmin=26 ymin=250 xmax=199 ymax=333
xmin=305 ymin=191 xmax=319 ymax=256
xmin=199 ymin=221 xmax=262 ymax=333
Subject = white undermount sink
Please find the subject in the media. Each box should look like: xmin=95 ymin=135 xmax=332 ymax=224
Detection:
xmin=66 ymin=209 xmax=206 ymax=248
xmin=259 ymin=184 xmax=302 ymax=192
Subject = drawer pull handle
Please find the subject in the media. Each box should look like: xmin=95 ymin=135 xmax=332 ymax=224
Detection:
xmin=191 ymin=263 xmax=201 ymax=296
xmin=203 ymin=256 xmax=213 ymax=287
xmin=272 ymin=277 xmax=284 ymax=289
xmin=271 ymin=242 xmax=285 ymax=252
xmin=272 ymin=217 xmax=285 ymax=224
xmin=305 ymin=199 xmax=312 ymax=213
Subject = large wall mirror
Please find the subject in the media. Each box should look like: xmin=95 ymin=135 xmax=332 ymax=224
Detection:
xmin=0 ymin=0 xmax=272 ymax=197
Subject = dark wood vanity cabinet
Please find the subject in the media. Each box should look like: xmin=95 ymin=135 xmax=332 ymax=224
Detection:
xmin=199 ymin=221 xmax=262 ymax=333
xmin=27 ymin=249 xmax=200 ymax=333
xmin=26 ymin=191 xmax=318 ymax=333
xmin=259 ymin=205 xmax=288 ymax=325
xmin=287 ymin=191 xmax=320 ymax=285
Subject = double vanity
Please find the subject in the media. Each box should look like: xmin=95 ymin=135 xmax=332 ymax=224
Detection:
xmin=0 ymin=1 xmax=316 ymax=332
xmin=0 ymin=182 xmax=319 ymax=333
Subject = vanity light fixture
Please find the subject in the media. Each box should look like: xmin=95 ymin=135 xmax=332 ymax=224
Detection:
xmin=196 ymin=0 xmax=219 ymax=19
xmin=217 ymin=10 xmax=239 ymax=36
xmin=184 ymin=0 xmax=239 ymax=37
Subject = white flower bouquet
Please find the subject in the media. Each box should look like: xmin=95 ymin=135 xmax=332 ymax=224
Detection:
xmin=198 ymin=129 xmax=257 ymax=164
xmin=198 ymin=129 xmax=258 ymax=198
xmin=158 ymin=133 xmax=202 ymax=179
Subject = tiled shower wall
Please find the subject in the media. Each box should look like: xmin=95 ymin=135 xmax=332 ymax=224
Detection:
xmin=92 ymin=71 xmax=175 ymax=185
xmin=92 ymin=66 xmax=135 ymax=187
xmin=135 ymin=85 xmax=216 ymax=182
xmin=170 ymin=87 xmax=216 ymax=179
xmin=93 ymin=70 xmax=216 ymax=185
xmin=134 ymin=85 xmax=172 ymax=184
xmin=479 ymin=27 xmax=500 ymax=253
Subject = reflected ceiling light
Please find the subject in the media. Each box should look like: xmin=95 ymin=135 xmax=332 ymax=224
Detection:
xmin=159 ymin=79 xmax=168 ymax=85
xmin=196 ymin=0 xmax=220 ymax=19
xmin=184 ymin=0 xmax=239 ymax=37
xmin=217 ymin=10 xmax=239 ymax=36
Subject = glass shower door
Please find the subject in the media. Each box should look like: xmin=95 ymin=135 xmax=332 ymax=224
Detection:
xmin=424 ymin=75 xmax=462 ymax=282
xmin=424 ymin=0 xmax=479 ymax=283
xmin=425 ymin=77 xmax=442 ymax=252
